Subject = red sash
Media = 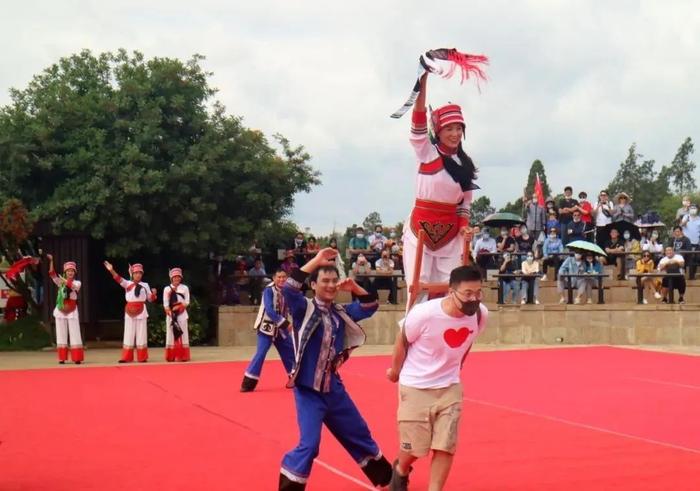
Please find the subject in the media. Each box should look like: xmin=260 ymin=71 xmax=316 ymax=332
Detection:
xmin=125 ymin=302 xmax=145 ymax=317
xmin=59 ymin=299 xmax=77 ymax=315
xmin=410 ymin=199 xmax=460 ymax=251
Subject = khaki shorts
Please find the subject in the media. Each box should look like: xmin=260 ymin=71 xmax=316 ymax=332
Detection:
xmin=397 ymin=383 xmax=463 ymax=457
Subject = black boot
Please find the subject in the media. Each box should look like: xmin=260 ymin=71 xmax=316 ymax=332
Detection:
xmin=361 ymin=455 xmax=393 ymax=487
xmin=240 ymin=375 xmax=258 ymax=392
xmin=278 ymin=473 xmax=306 ymax=490
xmin=388 ymin=459 xmax=412 ymax=491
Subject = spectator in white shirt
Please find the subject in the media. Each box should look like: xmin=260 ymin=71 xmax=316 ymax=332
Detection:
xmin=658 ymin=246 xmax=686 ymax=304
xmin=680 ymin=204 xmax=700 ymax=280
xmin=474 ymin=229 xmax=497 ymax=271
xmin=369 ymin=225 xmax=387 ymax=253
xmin=641 ymin=230 xmax=663 ymax=255
xmin=520 ymin=252 xmax=541 ymax=304
xmin=373 ymin=250 xmax=397 ymax=304
xmin=594 ymin=190 xmax=613 ymax=248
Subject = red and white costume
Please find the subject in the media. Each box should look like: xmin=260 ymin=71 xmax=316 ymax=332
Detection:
xmin=163 ymin=268 xmax=191 ymax=362
xmin=402 ymin=106 xmax=472 ymax=290
xmin=50 ymin=261 xmax=84 ymax=363
xmin=110 ymin=263 xmax=156 ymax=362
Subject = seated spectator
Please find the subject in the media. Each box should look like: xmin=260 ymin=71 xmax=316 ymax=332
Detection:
xmin=306 ymin=236 xmax=320 ymax=254
xmin=498 ymin=252 xmax=520 ymax=304
xmin=280 ymin=253 xmax=299 ymax=275
xmin=289 ymin=232 xmax=307 ymax=266
xmin=580 ymin=253 xmax=603 ymax=304
xmin=220 ymin=274 xmax=241 ymax=306
xmin=373 ymin=250 xmax=397 ymax=304
xmin=234 ymin=257 xmax=249 ymax=289
xmin=390 ymin=243 xmax=403 ymax=272
xmin=545 ymin=211 xmax=560 ymax=237
xmin=557 ymin=253 xmax=586 ymax=304
xmin=516 ymin=226 xmax=535 ymax=255
xmin=642 ymin=230 xmax=664 ymax=256
xmin=635 ymin=251 xmax=662 ymax=303
xmin=564 ymin=210 xmax=586 ymax=244
xmin=496 ymin=227 xmax=517 ymax=256
xmin=470 ymin=225 xmax=482 ymax=253
xmin=369 ymin=225 xmax=387 ymax=253
xmin=658 ymin=246 xmax=686 ymax=304
xmin=474 ymin=228 xmax=498 ymax=271
xmin=622 ymin=230 xmax=641 ymax=279
xmin=247 ymin=258 xmax=268 ymax=305
xmin=520 ymin=251 xmax=541 ymax=304
xmin=348 ymin=227 xmax=371 ymax=262
xmin=602 ymin=228 xmax=625 ymax=279
xmin=542 ymin=228 xmax=564 ymax=277
xmin=612 ymin=192 xmax=634 ymax=222
xmin=351 ymin=253 xmax=373 ymax=295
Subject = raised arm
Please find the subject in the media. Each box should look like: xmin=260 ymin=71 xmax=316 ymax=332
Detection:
xmin=414 ymin=73 xmax=428 ymax=112
xmin=338 ymin=278 xmax=379 ymax=322
xmin=47 ymin=254 xmax=63 ymax=287
xmin=103 ymin=261 xmax=128 ymax=288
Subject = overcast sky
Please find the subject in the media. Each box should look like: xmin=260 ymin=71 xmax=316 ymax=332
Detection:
xmin=2 ymin=1 xmax=699 ymax=234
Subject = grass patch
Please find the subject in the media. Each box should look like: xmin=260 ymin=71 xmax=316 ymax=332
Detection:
xmin=0 ymin=315 xmax=52 ymax=351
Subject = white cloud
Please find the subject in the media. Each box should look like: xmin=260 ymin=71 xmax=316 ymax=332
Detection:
xmin=1 ymin=0 xmax=699 ymax=234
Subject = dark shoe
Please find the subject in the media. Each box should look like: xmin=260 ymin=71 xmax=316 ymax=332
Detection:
xmin=361 ymin=455 xmax=392 ymax=487
xmin=58 ymin=361 xmax=65 ymax=365
xmin=240 ymin=375 xmax=258 ymax=392
xmin=679 ymin=296 xmax=685 ymax=304
xmin=74 ymin=361 xmax=82 ymax=365
xmin=118 ymin=359 xmax=128 ymax=363
xmin=138 ymin=360 xmax=148 ymax=363
xmin=278 ymin=473 xmax=305 ymax=490
xmin=389 ymin=459 xmax=412 ymax=491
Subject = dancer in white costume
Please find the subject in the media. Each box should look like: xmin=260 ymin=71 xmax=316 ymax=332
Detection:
xmin=47 ymin=255 xmax=84 ymax=364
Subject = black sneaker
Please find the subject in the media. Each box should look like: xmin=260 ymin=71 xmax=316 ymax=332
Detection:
xmin=389 ymin=459 xmax=412 ymax=491
xmin=240 ymin=375 xmax=258 ymax=392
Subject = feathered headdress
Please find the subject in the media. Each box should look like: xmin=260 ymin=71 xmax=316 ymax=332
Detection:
xmin=390 ymin=48 xmax=489 ymax=119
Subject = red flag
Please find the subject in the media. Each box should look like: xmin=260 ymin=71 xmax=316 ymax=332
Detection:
xmin=534 ymin=174 xmax=545 ymax=207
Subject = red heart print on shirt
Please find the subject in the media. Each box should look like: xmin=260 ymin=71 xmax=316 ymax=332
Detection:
xmin=443 ymin=327 xmax=473 ymax=348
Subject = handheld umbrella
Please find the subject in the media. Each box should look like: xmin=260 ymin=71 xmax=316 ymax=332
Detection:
xmin=566 ymin=240 xmax=607 ymax=257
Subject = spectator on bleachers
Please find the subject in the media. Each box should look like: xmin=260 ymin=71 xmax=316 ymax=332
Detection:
xmin=524 ymin=193 xmax=546 ymax=240
xmin=325 ymin=238 xmax=347 ymax=280
xmin=496 ymin=227 xmax=517 ymax=255
xmin=516 ymin=226 xmax=535 ymax=257
xmin=475 ymin=228 xmax=498 ymax=271
xmin=369 ymin=225 xmax=387 ymax=253
xmin=580 ymin=253 xmax=603 ymax=304
xmin=306 ymin=236 xmax=320 ymax=254
xmin=558 ymin=186 xmax=579 ymax=244
xmin=670 ymin=225 xmax=692 ymax=253
xmin=470 ymin=225 xmax=482 ymax=253
xmin=248 ymin=258 xmax=268 ymax=305
xmin=289 ymin=232 xmax=307 ymax=266
xmin=351 ymin=253 xmax=373 ymax=293
xmin=659 ymin=246 xmax=686 ymax=304
xmin=520 ymin=251 xmax=541 ymax=304
xmin=676 ymin=196 xmax=691 ymax=224
xmin=636 ymin=251 xmax=662 ymax=303
xmin=373 ymin=250 xmax=397 ymax=304
xmin=565 ymin=210 xmax=586 ymax=244
xmin=498 ymin=252 xmax=520 ymax=304
xmin=602 ymin=228 xmax=625 ymax=279
xmin=545 ymin=211 xmax=560 ymax=236
xmin=558 ymin=253 xmax=586 ymax=304
xmin=281 ymin=252 xmax=299 ymax=275
xmin=622 ymin=231 xmax=641 ymax=279
xmin=545 ymin=198 xmax=557 ymax=217
xmin=612 ymin=193 xmax=634 ymax=222
xmin=348 ymin=227 xmax=371 ymax=262
xmin=577 ymin=191 xmax=594 ymax=236
xmin=680 ymin=204 xmax=700 ymax=280
xmin=390 ymin=243 xmax=403 ymax=273
xmin=542 ymin=227 xmax=564 ymax=276
xmin=642 ymin=230 xmax=664 ymax=255
xmin=594 ymin=190 xmax=614 ymax=247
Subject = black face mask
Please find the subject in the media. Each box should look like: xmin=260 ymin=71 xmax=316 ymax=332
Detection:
xmin=453 ymin=293 xmax=480 ymax=316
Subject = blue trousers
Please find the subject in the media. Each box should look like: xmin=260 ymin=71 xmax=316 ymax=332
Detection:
xmin=281 ymin=380 xmax=380 ymax=481
xmin=244 ymin=330 xmax=295 ymax=379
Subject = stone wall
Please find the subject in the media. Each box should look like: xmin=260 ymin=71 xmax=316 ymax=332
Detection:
xmin=218 ymin=303 xmax=700 ymax=347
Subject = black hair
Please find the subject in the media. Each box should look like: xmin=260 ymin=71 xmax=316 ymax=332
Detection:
xmin=435 ymin=143 xmax=477 ymax=192
xmin=564 ymin=186 xmax=573 ymax=192
xmin=449 ymin=264 xmax=482 ymax=286
xmin=309 ymin=265 xmax=339 ymax=283
xmin=274 ymin=268 xmax=287 ymax=275
xmin=673 ymin=225 xmax=683 ymax=232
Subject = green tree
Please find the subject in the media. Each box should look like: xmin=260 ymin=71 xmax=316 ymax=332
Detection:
xmin=523 ymin=160 xmax=552 ymax=199
xmin=668 ymin=137 xmax=696 ymax=195
xmin=0 ymin=49 xmax=320 ymax=259
xmin=362 ymin=211 xmax=382 ymax=230
xmin=470 ymin=196 xmax=495 ymax=224
xmin=499 ymin=198 xmax=524 ymax=216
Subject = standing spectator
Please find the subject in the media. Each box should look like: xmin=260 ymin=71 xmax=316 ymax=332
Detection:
xmin=565 ymin=210 xmax=586 ymax=244
xmin=351 ymin=253 xmax=373 ymax=295
xmin=369 ymin=225 xmax=387 ymax=253
xmin=612 ymin=193 xmax=635 ymax=222
xmin=373 ymin=250 xmax=397 ymax=304
xmin=577 ymin=191 xmax=594 ymax=236
xmin=498 ymin=252 xmax=520 ymax=304
xmin=248 ymin=258 xmax=268 ymax=305
xmin=680 ymin=204 xmax=700 ymax=279
xmin=545 ymin=211 xmax=560 ymax=236
xmin=542 ymin=227 xmax=564 ymax=277
xmin=545 ymin=198 xmax=557 ymax=218
xmin=580 ymin=253 xmax=603 ymax=304
xmin=289 ymin=232 xmax=308 ymax=266
xmin=636 ymin=251 xmax=662 ymax=303
xmin=602 ymin=228 xmax=625 ymax=279
xmin=558 ymin=186 xmax=579 ymax=244
xmin=658 ymin=246 xmax=686 ymax=304
xmin=348 ymin=227 xmax=371 ymax=262
xmin=622 ymin=231 xmax=641 ymax=279
xmin=676 ymin=196 xmax=691 ymax=224
xmin=306 ymin=236 xmax=320 ymax=254
xmin=557 ymin=253 xmax=586 ymax=304
xmin=474 ymin=229 xmax=498 ymax=271
xmin=523 ymin=193 xmax=546 ymax=241
xmin=594 ymin=190 xmax=614 ymax=247
xmin=520 ymin=251 xmax=541 ymax=304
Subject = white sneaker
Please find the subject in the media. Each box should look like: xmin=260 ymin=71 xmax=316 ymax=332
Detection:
xmin=559 ymin=297 xmax=566 ymax=304
xmin=521 ymin=299 xmax=526 ymax=305
xmin=574 ymin=296 xmax=581 ymax=305
xmin=535 ymin=299 xmax=540 ymax=305
xmin=643 ymin=299 xmax=648 ymax=304
xmin=587 ymin=299 xmax=593 ymax=304
xmin=654 ymin=292 xmax=662 ymax=300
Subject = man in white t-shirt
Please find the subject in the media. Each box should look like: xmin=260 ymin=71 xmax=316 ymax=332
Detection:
xmin=386 ymin=264 xmax=488 ymax=491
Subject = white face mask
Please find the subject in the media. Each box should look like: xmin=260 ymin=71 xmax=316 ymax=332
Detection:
xmin=390 ymin=232 xmax=396 ymax=238
xmin=526 ymin=255 xmax=534 ymax=263
xmin=623 ymin=232 xmax=631 ymax=240
xmin=501 ymin=231 xmax=508 ymax=237
xmin=482 ymin=232 xmax=490 ymax=239
xmin=690 ymin=208 xmax=698 ymax=216
xmin=550 ymin=234 xmax=557 ymax=239
xmin=574 ymin=253 xmax=582 ymax=261
xmin=651 ymin=232 xmax=659 ymax=239
xmin=356 ymin=233 xmax=364 ymax=239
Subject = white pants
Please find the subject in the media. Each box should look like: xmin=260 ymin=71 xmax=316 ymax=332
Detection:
xmin=123 ymin=317 xmax=148 ymax=348
xmin=56 ymin=317 xmax=83 ymax=347
xmin=165 ymin=316 xmax=189 ymax=347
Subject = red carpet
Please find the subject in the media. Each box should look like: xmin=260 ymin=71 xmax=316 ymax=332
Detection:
xmin=1 ymin=346 xmax=699 ymax=490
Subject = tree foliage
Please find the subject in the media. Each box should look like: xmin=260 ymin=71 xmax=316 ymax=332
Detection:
xmin=470 ymin=196 xmax=495 ymax=224
xmin=523 ymin=160 xmax=552 ymax=199
xmin=0 ymin=49 xmax=320 ymax=259
xmin=668 ymin=137 xmax=696 ymax=195
xmin=362 ymin=211 xmax=383 ymax=230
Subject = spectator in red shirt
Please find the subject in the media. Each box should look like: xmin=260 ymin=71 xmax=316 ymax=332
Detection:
xmin=577 ymin=191 xmax=593 ymax=237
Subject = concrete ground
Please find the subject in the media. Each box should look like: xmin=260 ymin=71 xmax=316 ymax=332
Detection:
xmin=1 ymin=343 xmax=698 ymax=371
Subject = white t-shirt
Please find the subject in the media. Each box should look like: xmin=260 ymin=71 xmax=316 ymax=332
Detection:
xmin=399 ymin=298 xmax=488 ymax=389
xmin=658 ymin=255 xmax=685 ymax=274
